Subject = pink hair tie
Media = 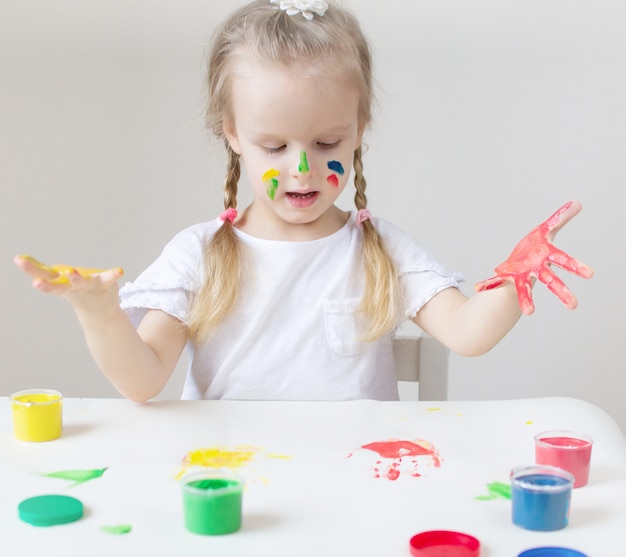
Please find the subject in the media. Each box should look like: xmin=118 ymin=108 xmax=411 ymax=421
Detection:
xmin=220 ymin=208 xmax=238 ymax=223
xmin=356 ymin=208 xmax=372 ymax=227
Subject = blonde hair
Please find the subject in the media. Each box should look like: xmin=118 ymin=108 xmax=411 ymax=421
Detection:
xmin=189 ymin=0 xmax=400 ymax=342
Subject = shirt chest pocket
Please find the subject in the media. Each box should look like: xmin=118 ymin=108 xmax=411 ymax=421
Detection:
xmin=323 ymin=298 xmax=367 ymax=356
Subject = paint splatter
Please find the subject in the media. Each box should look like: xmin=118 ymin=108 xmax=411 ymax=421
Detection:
xmin=298 ymin=151 xmax=310 ymax=173
xmin=349 ymin=439 xmax=442 ymax=481
xmin=327 ymin=160 xmax=345 ymax=175
xmin=177 ymin=446 xmax=291 ymax=481
xmin=183 ymin=446 xmax=258 ymax=470
xmin=101 ymin=524 xmax=132 ymax=535
xmin=262 ymin=168 xmax=280 ymax=200
xmin=41 ymin=467 xmax=108 ymax=488
xmin=327 ymin=174 xmax=339 ymax=187
xmin=475 ymin=481 xmax=511 ymax=501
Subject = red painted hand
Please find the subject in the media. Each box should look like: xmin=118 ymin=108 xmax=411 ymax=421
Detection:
xmin=475 ymin=201 xmax=594 ymax=315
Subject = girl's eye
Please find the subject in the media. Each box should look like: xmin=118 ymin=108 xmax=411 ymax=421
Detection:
xmin=317 ymin=141 xmax=339 ymax=149
xmin=263 ymin=145 xmax=286 ymax=154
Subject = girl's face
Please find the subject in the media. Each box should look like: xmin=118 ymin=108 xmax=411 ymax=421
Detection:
xmin=224 ymin=57 xmax=364 ymax=240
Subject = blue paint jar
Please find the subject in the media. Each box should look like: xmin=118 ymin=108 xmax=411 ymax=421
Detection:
xmin=510 ymin=465 xmax=574 ymax=531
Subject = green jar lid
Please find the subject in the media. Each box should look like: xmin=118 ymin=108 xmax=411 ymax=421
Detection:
xmin=18 ymin=495 xmax=83 ymax=526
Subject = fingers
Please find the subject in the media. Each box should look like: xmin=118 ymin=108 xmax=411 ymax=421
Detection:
xmin=547 ymin=247 xmax=594 ymax=279
xmin=53 ymin=267 xmax=124 ymax=288
xmin=537 ymin=268 xmax=578 ymax=310
xmin=14 ymin=254 xmax=61 ymax=282
xmin=97 ymin=267 xmax=125 ymax=283
xmin=514 ymin=275 xmax=535 ymax=315
xmin=541 ymin=200 xmax=582 ymax=239
xmin=14 ymin=254 xmax=123 ymax=292
xmin=46 ymin=267 xmax=115 ymax=285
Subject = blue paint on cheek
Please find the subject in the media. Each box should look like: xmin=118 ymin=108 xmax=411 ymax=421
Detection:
xmin=327 ymin=160 xmax=345 ymax=175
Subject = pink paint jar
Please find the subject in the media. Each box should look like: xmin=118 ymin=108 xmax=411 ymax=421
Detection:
xmin=534 ymin=430 xmax=593 ymax=488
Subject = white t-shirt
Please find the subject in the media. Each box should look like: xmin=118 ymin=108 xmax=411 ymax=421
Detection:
xmin=119 ymin=212 xmax=462 ymax=401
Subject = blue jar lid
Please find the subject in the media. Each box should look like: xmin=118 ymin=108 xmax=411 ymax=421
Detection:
xmin=518 ymin=548 xmax=588 ymax=557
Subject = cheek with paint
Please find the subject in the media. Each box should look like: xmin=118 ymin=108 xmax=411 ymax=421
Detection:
xmin=326 ymin=160 xmax=345 ymax=188
xmin=262 ymin=168 xmax=280 ymax=200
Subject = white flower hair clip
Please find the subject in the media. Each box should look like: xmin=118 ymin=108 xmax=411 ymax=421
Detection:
xmin=270 ymin=0 xmax=329 ymax=21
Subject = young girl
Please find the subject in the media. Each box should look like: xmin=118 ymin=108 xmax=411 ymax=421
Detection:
xmin=14 ymin=0 xmax=593 ymax=402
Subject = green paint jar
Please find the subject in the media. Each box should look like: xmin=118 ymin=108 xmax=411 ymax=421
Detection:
xmin=181 ymin=469 xmax=244 ymax=535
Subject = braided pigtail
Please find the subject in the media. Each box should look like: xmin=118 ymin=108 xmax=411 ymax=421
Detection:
xmin=353 ymin=146 xmax=401 ymax=341
xmin=188 ymin=143 xmax=244 ymax=342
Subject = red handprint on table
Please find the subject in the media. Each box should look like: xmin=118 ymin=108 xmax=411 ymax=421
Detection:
xmin=475 ymin=201 xmax=594 ymax=315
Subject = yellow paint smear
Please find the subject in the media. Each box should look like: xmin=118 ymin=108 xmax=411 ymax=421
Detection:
xmin=183 ymin=446 xmax=258 ymax=469
xmin=262 ymin=168 xmax=280 ymax=181
xmin=177 ymin=446 xmax=292 ymax=480
xmin=266 ymin=453 xmax=292 ymax=460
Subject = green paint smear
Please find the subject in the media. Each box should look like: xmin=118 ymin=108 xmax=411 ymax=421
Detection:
xmin=267 ymin=177 xmax=278 ymax=200
xmin=42 ymin=467 xmax=109 ymax=487
xmin=298 ymin=151 xmax=309 ymax=173
xmin=101 ymin=524 xmax=132 ymax=535
xmin=475 ymin=481 xmax=511 ymax=501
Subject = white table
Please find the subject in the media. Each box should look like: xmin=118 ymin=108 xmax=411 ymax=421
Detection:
xmin=1 ymin=397 xmax=625 ymax=556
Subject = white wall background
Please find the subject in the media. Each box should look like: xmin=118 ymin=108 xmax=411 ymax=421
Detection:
xmin=1 ymin=1 xmax=625 ymax=431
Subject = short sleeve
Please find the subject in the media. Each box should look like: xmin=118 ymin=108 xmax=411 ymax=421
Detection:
xmin=375 ymin=218 xmax=464 ymax=320
xmin=119 ymin=223 xmax=216 ymax=327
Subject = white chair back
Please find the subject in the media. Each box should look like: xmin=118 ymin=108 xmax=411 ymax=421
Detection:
xmin=393 ymin=335 xmax=449 ymax=401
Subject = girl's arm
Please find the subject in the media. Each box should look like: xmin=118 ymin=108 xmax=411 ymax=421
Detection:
xmin=75 ymin=304 xmax=187 ymax=402
xmin=412 ymin=284 xmax=522 ymax=357
xmin=14 ymin=256 xmax=187 ymax=402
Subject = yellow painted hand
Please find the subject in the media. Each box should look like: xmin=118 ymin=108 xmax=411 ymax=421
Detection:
xmin=16 ymin=254 xmax=123 ymax=285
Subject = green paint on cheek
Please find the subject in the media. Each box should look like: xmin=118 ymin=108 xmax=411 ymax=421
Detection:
xmin=101 ymin=524 xmax=133 ymax=535
xmin=42 ymin=467 xmax=109 ymax=487
xmin=298 ymin=151 xmax=310 ymax=173
xmin=267 ymin=178 xmax=278 ymax=200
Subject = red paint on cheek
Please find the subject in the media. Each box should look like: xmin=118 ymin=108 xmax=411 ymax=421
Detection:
xmin=327 ymin=174 xmax=339 ymax=188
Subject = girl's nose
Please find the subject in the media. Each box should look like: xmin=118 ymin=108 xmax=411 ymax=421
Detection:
xmin=291 ymin=151 xmax=313 ymax=177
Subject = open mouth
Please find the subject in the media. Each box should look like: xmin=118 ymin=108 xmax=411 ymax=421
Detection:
xmin=285 ymin=190 xmax=320 ymax=208
xmin=287 ymin=191 xmax=317 ymax=199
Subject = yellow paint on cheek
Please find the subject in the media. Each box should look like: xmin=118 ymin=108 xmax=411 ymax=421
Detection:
xmin=262 ymin=168 xmax=280 ymax=182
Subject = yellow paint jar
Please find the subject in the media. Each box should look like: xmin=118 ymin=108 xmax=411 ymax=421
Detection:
xmin=10 ymin=389 xmax=63 ymax=442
